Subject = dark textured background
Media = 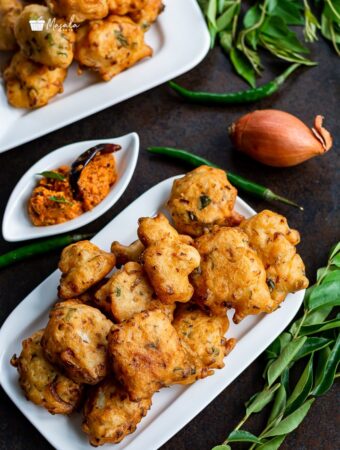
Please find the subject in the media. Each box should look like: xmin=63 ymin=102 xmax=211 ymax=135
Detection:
xmin=0 ymin=29 xmax=339 ymax=450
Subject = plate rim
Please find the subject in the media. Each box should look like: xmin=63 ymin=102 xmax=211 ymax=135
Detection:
xmin=2 ymin=132 xmax=140 ymax=241
xmin=0 ymin=175 xmax=305 ymax=450
xmin=0 ymin=0 xmax=210 ymax=153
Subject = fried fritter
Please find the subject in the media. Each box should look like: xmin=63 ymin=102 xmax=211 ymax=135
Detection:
xmin=111 ymin=239 xmax=145 ymax=266
xmin=0 ymin=0 xmax=22 ymax=51
xmin=173 ymin=304 xmax=235 ymax=381
xmin=138 ymin=214 xmax=200 ymax=304
xmin=58 ymin=240 xmax=116 ymax=299
xmin=42 ymin=300 xmax=113 ymax=384
xmin=46 ymin=0 xmax=108 ymax=22
xmin=15 ymin=5 xmax=75 ymax=68
xmin=240 ymin=210 xmax=309 ymax=307
xmin=82 ymin=378 xmax=151 ymax=446
xmin=167 ymin=166 xmax=243 ymax=237
xmin=138 ymin=213 xmax=193 ymax=246
xmin=4 ymin=52 xmax=67 ymax=108
xmin=191 ymin=227 xmax=274 ymax=323
xmin=74 ymin=15 xmax=152 ymax=81
xmin=10 ymin=330 xmax=83 ymax=414
xmin=108 ymin=310 xmax=196 ymax=400
xmin=130 ymin=0 xmax=164 ymax=29
xmin=108 ymin=0 xmax=163 ymax=29
xmin=95 ymin=262 xmax=175 ymax=322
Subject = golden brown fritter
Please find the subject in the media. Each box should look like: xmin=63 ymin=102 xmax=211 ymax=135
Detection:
xmin=173 ymin=304 xmax=235 ymax=381
xmin=138 ymin=214 xmax=200 ymax=304
xmin=74 ymin=15 xmax=152 ymax=81
xmin=82 ymin=378 xmax=151 ymax=446
xmin=15 ymin=5 xmax=75 ymax=68
xmin=130 ymin=0 xmax=164 ymax=29
xmin=240 ymin=210 xmax=309 ymax=307
xmin=58 ymin=240 xmax=116 ymax=299
xmin=46 ymin=0 xmax=109 ymax=22
xmin=4 ymin=52 xmax=67 ymax=108
xmin=138 ymin=213 xmax=193 ymax=246
xmin=108 ymin=310 xmax=196 ymax=400
xmin=0 ymin=0 xmax=22 ymax=51
xmin=42 ymin=300 xmax=113 ymax=384
xmin=167 ymin=166 xmax=243 ymax=237
xmin=95 ymin=262 xmax=175 ymax=322
xmin=111 ymin=239 xmax=145 ymax=266
xmin=10 ymin=330 xmax=83 ymax=414
xmin=107 ymin=0 xmax=145 ymax=15
xmin=77 ymin=153 xmax=117 ymax=211
xmin=108 ymin=0 xmax=163 ymax=29
xmin=28 ymin=166 xmax=83 ymax=226
xmin=191 ymin=227 xmax=274 ymax=323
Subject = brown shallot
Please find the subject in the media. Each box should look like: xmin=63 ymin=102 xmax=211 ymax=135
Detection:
xmin=229 ymin=110 xmax=333 ymax=167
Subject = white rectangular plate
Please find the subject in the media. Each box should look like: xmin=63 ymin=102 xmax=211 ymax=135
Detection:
xmin=0 ymin=176 xmax=304 ymax=450
xmin=0 ymin=0 xmax=210 ymax=153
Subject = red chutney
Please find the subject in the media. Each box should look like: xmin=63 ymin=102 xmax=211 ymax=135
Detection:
xmin=28 ymin=153 xmax=117 ymax=226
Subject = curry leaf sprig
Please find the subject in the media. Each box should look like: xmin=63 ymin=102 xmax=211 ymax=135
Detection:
xmin=198 ymin=1 xmax=340 ymax=87
xmin=212 ymin=242 xmax=340 ymax=450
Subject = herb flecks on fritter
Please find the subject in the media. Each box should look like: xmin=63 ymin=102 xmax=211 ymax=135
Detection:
xmin=108 ymin=309 xmax=196 ymax=400
xmin=191 ymin=227 xmax=274 ymax=323
xmin=74 ymin=15 xmax=152 ymax=81
xmin=138 ymin=214 xmax=200 ymax=304
xmin=240 ymin=210 xmax=309 ymax=306
xmin=95 ymin=261 xmax=175 ymax=322
xmin=173 ymin=303 xmax=236 ymax=382
xmin=3 ymin=52 xmax=67 ymax=109
xmin=167 ymin=165 xmax=244 ymax=237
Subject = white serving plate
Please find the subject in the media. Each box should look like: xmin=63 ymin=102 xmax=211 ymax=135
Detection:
xmin=0 ymin=176 xmax=305 ymax=450
xmin=2 ymin=132 xmax=139 ymax=241
xmin=0 ymin=0 xmax=210 ymax=153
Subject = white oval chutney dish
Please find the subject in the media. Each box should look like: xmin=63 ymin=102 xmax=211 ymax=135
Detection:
xmin=2 ymin=132 xmax=139 ymax=241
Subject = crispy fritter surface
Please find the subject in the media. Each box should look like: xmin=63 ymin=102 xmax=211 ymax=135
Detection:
xmin=82 ymin=378 xmax=151 ymax=446
xmin=138 ymin=214 xmax=200 ymax=304
xmin=15 ymin=5 xmax=75 ymax=68
xmin=173 ymin=304 xmax=235 ymax=381
xmin=4 ymin=52 xmax=67 ymax=108
xmin=10 ymin=330 xmax=83 ymax=414
xmin=77 ymin=153 xmax=117 ymax=211
xmin=240 ymin=210 xmax=309 ymax=306
xmin=138 ymin=213 xmax=193 ymax=246
xmin=74 ymin=15 xmax=152 ymax=81
xmin=95 ymin=262 xmax=175 ymax=322
xmin=42 ymin=300 xmax=113 ymax=384
xmin=0 ymin=0 xmax=22 ymax=51
xmin=167 ymin=166 xmax=243 ymax=237
xmin=130 ymin=0 xmax=164 ymax=29
xmin=111 ymin=239 xmax=145 ymax=266
xmin=107 ymin=0 xmax=163 ymax=28
xmin=58 ymin=240 xmax=116 ymax=299
xmin=191 ymin=227 xmax=274 ymax=323
xmin=46 ymin=0 xmax=108 ymax=22
xmin=108 ymin=309 xmax=195 ymax=400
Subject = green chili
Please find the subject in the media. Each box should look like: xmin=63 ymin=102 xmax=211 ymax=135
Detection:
xmin=147 ymin=146 xmax=303 ymax=210
xmin=169 ymin=63 xmax=300 ymax=105
xmin=0 ymin=233 xmax=94 ymax=269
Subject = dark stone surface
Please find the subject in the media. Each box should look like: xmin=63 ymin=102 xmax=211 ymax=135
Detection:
xmin=0 ymin=28 xmax=339 ymax=450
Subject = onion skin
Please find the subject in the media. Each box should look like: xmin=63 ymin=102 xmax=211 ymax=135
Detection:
xmin=229 ymin=110 xmax=333 ymax=167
